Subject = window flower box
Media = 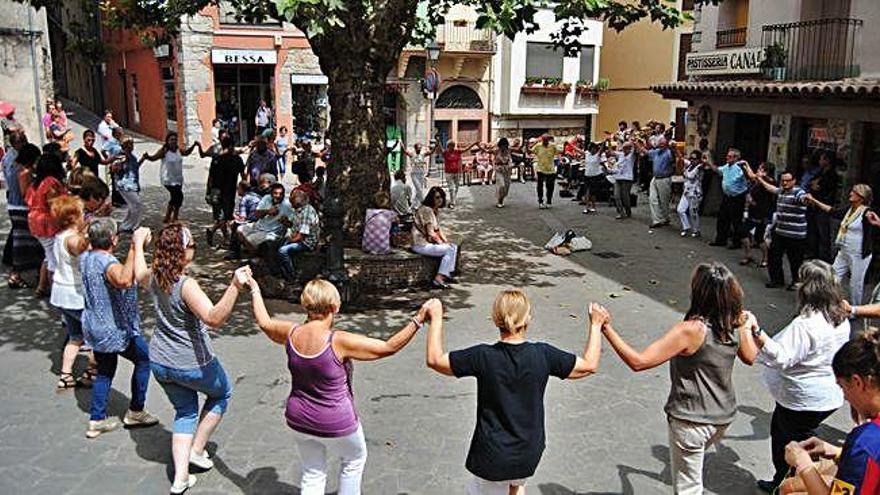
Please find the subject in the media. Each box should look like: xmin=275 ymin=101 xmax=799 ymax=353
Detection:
xmin=521 ymin=78 xmax=571 ymax=95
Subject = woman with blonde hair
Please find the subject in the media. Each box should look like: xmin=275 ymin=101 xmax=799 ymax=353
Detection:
xmin=425 ymin=289 xmax=603 ymax=495
xmin=246 ymin=276 xmax=435 ymax=494
xmin=806 ymin=183 xmax=879 ymax=305
xmin=133 ymin=223 xmax=250 ymax=494
xmin=50 ymin=195 xmax=96 ymax=390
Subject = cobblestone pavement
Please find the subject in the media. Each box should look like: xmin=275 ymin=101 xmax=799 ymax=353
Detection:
xmin=0 ymin=129 xmax=854 ymax=494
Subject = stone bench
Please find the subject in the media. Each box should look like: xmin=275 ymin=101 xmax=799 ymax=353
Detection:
xmin=345 ymin=248 xmax=442 ymax=290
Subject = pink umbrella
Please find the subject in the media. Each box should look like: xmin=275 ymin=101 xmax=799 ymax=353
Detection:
xmin=0 ymin=101 xmax=15 ymax=118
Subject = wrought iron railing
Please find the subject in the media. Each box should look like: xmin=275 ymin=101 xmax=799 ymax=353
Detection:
xmin=436 ymin=20 xmax=495 ymax=52
xmin=715 ymin=27 xmax=747 ymax=48
xmin=761 ymin=18 xmax=862 ymax=80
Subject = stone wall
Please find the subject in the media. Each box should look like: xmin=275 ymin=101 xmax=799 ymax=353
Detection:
xmin=176 ymin=12 xmax=214 ymax=145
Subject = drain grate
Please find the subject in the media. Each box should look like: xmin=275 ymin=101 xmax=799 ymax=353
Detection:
xmin=592 ymin=251 xmax=624 ymax=259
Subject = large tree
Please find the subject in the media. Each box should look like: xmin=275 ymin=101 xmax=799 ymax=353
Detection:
xmin=21 ymin=0 xmax=714 ymax=236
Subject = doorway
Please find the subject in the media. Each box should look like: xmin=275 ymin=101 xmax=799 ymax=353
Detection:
xmin=214 ymin=65 xmax=275 ymax=142
xmin=715 ymin=112 xmax=770 ymax=166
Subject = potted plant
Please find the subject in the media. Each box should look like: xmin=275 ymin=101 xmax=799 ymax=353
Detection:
xmin=760 ymin=42 xmax=787 ymax=81
xmin=576 ymin=77 xmax=610 ymax=97
xmin=521 ymin=77 xmax=571 ymax=95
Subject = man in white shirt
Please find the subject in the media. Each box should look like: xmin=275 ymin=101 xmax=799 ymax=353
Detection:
xmin=254 ymin=99 xmax=273 ymax=136
xmin=611 ymin=142 xmax=636 ymax=220
xmin=97 ymin=111 xmax=118 ymax=148
xmin=390 ymin=169 xmax=413 ymax=217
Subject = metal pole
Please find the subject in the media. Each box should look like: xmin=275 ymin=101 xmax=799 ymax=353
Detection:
xmin=27 ymin=6 xmax=45 ymax=146
xmin=428 ymin=89 xmax=438 ymax=183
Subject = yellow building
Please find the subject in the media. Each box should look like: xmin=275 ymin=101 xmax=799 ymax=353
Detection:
xmin=595 ymin=1 xmax=694 ymax=140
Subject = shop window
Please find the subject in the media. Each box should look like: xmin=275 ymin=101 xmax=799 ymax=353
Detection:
xmin=436 ymin=85 xmax=483 ymax=109
xmin=578 ymin=46 xmax=595 ymax=83
xmin=526 ymin=42 xmax=563 ymax=80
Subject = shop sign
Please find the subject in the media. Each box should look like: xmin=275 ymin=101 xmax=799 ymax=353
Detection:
xmin=212 ymin=49 xmax=277 ymax=65
xmin=685 ymin=47 xmax=764 ymax=76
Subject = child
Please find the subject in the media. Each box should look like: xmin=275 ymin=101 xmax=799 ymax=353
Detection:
xmin=425 ymin=290 xmax=603 ymax=494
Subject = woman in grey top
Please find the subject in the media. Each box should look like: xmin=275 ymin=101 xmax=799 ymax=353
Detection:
xmin=593 ymin=262 xmax=761 ymax=494
xmin=133 ymin=223 xmax=251 ymax=495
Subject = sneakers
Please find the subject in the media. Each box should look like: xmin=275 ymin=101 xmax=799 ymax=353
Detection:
xmin=680 ymin=230 xmax=688 ymax=237
xmin=691 ymin=231 xmax=701 ymax=238
xmin=538 ymin=202 xmax=545 ymax=209
xmin=189 ymin=449 xmax=214 ymax=471
xmin=123 ymin=409 xmax=160 ymax=428
xmin=170 ymin=474 xmax=197 ymax=495
xmin=86 ymin=417 xmax=122 ymax=439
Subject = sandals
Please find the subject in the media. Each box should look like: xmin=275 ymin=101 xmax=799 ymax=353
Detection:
xmin=7 ymin=275 xmax=30 ymax=289
xmin=56 ymin=372 xmax=77 ymax=392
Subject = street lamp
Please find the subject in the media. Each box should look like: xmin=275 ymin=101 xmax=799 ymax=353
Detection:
xmin=425 ymin=40 xmax=441 ymax=183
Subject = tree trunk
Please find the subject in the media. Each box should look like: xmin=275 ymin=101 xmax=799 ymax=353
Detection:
xmin=324 ymin=71 xmax=388 ymax=241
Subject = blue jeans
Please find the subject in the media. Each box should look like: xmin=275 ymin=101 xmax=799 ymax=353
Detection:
xmin=151 ymin=358 xmax=233 ymax=434
xmin=90 ymin=335 xmax=151 ymax=421
xmin=278 ymin=241 xmax=311 ymax=282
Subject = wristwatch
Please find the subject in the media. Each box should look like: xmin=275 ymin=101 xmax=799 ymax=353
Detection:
xmin=751 ymin=327 xmax=763 ymax=339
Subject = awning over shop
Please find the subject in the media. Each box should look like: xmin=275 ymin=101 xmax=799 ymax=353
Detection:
xmin=652 ymin=79 xmax=880 ymax=100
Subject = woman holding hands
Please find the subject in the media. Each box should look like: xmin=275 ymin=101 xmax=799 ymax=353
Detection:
xmin=595 ymin=262 xmax=760 ymax=495
xmin=247 ymin=275 xmax=436 ymax=495
xmin=140 ymin=132 xmax=200 ymax=224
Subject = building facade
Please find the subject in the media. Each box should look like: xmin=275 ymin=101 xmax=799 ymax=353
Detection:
xmin=0 ymin=1 xmax=53 ymax=144
xmin=490 ymin=9 xmax=602 ymax=143
xmin=655 ymin=0 xmax=880 ymax=202
xmin=46 ymin=0 xmax=104 ymax=114
xmin=595 ymin=0 xmax=693 ymax=139
xmin=103 ymin=2 xmax=325 ymax=146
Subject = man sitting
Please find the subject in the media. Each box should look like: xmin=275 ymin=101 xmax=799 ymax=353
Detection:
xmin=278 ymin=190 xmax=320 ymax=283
xmin=237 ymin=182 xmax=292 ymax=252
xmin=390 ymin=169 xmax=413 ymax=218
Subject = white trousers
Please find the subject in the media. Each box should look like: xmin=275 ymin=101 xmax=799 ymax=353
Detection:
xmin=677 ymin=195 xmax=700 ymax=233
xmin=411 ymin=170 xmax=427 ymax=205
xmin=447 ymin=172 xmax=462 ymax=206
xmin=295 ymin=424 xmax=367 ymax=495
xmin=649 ymin=177 xmax=673 ymax=225
xmin=467 ymin=475 xmax=528 ymax=495
xmin=118 ymin=189 xmax=144 ymax=231
xmin=833 ymin=249 xmax=873 ymax=305
xmin=412 ymin=242 xmax=458 ymax=277
xmin=668 ymin=416 xmax=728 ymax=495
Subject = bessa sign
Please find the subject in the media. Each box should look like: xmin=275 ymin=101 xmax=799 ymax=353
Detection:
xmin=686 ymin=47 xmax=764 ymax=76
xmin=211 ymin=49 xmax=278 ymax=65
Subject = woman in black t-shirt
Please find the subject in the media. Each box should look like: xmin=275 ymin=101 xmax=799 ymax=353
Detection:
xmin=205 ymin=134 xmax=245 ymax=247
xmin=71 ymin=130 xmax=112 ymax=177
xmin=741 ymin=162 xmax=776 ymax=268
xmin=425 ymin=290 xmax=603 ymax=494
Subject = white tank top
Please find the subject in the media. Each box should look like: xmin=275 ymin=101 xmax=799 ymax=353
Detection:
xmin=161 ymin=150 xmax=184 ymax=186
xmin=50 ymin=229 xmax=84 ymax=310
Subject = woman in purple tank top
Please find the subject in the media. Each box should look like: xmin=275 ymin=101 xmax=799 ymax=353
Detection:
xmin=246 ymin=276 xmax=436 ymax=495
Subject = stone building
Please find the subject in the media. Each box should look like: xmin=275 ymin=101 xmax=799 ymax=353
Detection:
xmin=45 ymin=0 xmax=104 ymax=114
xmin=0 ymin=0 xmax=53 ymax=143
xmin=102 ymin=2 xmax=321 ymax=145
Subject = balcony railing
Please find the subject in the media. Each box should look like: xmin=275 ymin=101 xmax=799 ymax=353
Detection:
xmin=436 ymin=20 xmax=495 ymax=53
xmin=715 ymin=27 xmax=747 ymax=48
xmin=762 ymin=18 xmax=862 ymax=81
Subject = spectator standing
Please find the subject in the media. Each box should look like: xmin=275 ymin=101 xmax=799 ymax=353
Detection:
xmin=96 ymin=110 xmax=118 ymax=150
xmin=749 ymin=260 xmax=850 ymax=492
xmin=530 ymin=134 xmax=560 ymax=209
xmin=424 ymin=291 xmax=602 ymax=495
xmin=746 ymin=168 xmax=810 ymax=289
xmin=707 ymin=148 xmax=750 ymax=248
xmin=205 ymin=134 xmax=246 ymax=247
xmin=245 ymin=137 xmax=277 ymax=187
xmin=638 ymin=137 xmax=676 ymax=228
xmin=806 ymin=151 xmax=841 ymax=262
xmin=254 ymin=99 xmax=273 ymax=136
xmin=598 ymin=262 xmax=760 ymax=494
xmin=611 ymin=142 xmax=636 ymax=220
xmin=3 ymin=139 xmax=43 ymax=288
xmin=579 ymin=142 xmax=605 ymax=215
xmin=276 ymin=126 xmax=290 ymax=181
xmin=807 ymin=184 xmax=877 ymax=305
xmin=278 ymin=190 xmax=320 ymax=283
xmin=246 ymin=278 xmax=429 ymax=495
xmin=80 ymin=221 xmax=158 ymax=438
xmin=1 ymin=107 xmax=19 ymax=148
xmin=404 ymin=143 xmax=429 ymax=204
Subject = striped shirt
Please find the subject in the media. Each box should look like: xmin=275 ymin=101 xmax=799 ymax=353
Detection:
xmin=774 ymin=187 xmax=808 ymax=239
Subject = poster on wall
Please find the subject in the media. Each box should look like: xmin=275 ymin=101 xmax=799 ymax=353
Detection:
xmin=768 ymin=114 xmax=791 ymax=169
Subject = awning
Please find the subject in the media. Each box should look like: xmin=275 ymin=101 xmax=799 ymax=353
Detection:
xmin=652 ymin=79 xmax=880 ymax=100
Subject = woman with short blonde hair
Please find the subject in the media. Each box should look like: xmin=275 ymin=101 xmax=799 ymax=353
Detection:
xmin=247 ymin=276 xmax=435 ymax=495
xmin=426 ymin=289 xmax=603 ymax=495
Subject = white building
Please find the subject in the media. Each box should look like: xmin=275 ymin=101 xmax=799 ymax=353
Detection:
xmin=491 ymin=9 xmax=603 ymax=143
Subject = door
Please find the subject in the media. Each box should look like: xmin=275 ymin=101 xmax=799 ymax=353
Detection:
xmin=457 ymin=120 xmax=481 ymax=147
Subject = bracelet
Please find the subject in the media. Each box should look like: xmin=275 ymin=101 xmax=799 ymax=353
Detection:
xmin=410 ymin=317 xmax=423 ymax=329
xmin=851 ymin=305 xmax=858 ymax=318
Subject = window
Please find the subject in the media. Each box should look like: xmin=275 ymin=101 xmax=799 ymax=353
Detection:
xmin=682 ymin=0 xmax=695 ymax=11
xmin=677 ymin=33 xmax=693 ymax=81
xmin=218 ymin=1 xmax=281 ymax=25
xmin=526 ymin=42 xmax=563 ymax=79
xmin=436 ymin=85 xmax=483 ymax=109
xmin=404 ymin=56 xmax=426 ymax=79
xmin=161 ymin=66 xmax=176 ymax=122
xmin=578 ymin=46 xmax=596 ymax=83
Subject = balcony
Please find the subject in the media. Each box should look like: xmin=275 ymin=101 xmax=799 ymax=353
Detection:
xmin=761 ymin=18 xmax=862 ymax=81
xmin=715 ymin=27 xmax=747 ymax=48
xmin=436 ymin=20 xmax=495 ymax=53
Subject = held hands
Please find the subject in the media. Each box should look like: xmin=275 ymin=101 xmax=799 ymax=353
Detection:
xmin=785 ymin=441 xmax=814 ymax=470
xmin=589 ymin=303 xmax=611 ymax=329
xmin=131 ymin=227 xmax=151 ymax=247
xmin=798 ymin=437 xmax=835 ymax=460
xmin=421 ymin=298 xmax=443 ymax=322
xmin=232 ymin=266 xmax=252 ymax=289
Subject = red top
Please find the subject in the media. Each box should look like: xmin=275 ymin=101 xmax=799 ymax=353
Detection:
xmin=28 ymin=176 xmax=66 ymax=238
xmin=443 ymin=149 xmax=462 ymax=173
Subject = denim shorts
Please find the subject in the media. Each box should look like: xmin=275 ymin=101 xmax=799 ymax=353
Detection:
xmin=59 ymin=307 xmax=84 ymax=342
xmin=150 ymin=358 xmax=233 ymax=434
